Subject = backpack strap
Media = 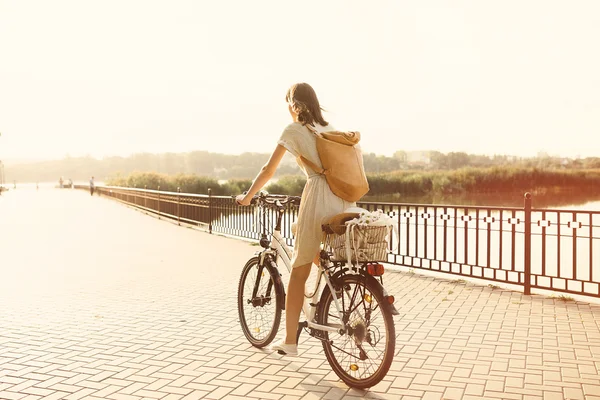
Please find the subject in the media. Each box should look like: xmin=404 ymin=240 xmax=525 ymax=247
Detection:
xmin=305 ymin=123 xmax=319 ymax=135
xmin=300 ymin=123 xmax=328 ymax=175
xmin=299 ymin=155 xmax=328 ymax=175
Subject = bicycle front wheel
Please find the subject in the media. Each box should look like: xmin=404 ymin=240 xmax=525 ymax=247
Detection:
xmin=317 ymin=274 xmax=395 ymax=389
xmin=237 ymin=257 xmax=282 ymax=347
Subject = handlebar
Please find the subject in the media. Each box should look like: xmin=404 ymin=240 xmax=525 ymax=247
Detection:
xmin=232 ymin=192 xmax=301 ymax=207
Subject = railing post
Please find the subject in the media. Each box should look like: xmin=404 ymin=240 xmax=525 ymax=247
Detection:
xmin=208 ymin=188 xmax=212 ymax=234
xmin=157 ymin=185 xmax=161 ymax=219
xmin=177 ymin=187 xmax=181 ymax=226
xmin=144 ymin=185 xmax=147 ymax=209
xmin=524 ymin=192 xmax=532 ymax=295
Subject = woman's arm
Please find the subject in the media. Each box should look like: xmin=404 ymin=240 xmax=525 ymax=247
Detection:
xmin=236 ymin=144 xmax=287 ymax=205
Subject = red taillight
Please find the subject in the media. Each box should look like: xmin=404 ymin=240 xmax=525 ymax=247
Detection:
xmin=385 ymin=295 xmax=395 ymax=304
xmin=367 ymin=263 xmax=385 ymax=276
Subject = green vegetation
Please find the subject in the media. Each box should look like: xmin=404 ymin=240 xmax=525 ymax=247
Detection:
xmin=11 ymin=147 xmax=597 ymax=207
xmin=555 ymin=295 xmax=575 ymax=302
xmin=105 ymin=167 xmax=600 ymax=205
xmin=367 ymin=167 xmax=600 ymax=197
xmin=7 ymin=148 xmax=600 ymax=185
xmin=107 ymin=172 xmax=252 ymax=196
xmin=5 ymin=151 xmax=300 ymax=183
xmin=277 ymin=167 xmax=600 ymax=199
xmin=328 ymin=166 xmax=598 ymax=201
xmin=262 ymin=175 xmax=307 ymax=196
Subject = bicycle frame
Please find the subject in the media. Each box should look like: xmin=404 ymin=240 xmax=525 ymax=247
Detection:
xmin=257 ymin=206 xmax=346 ymax=334
xmin=239 ymin=195 xmax=397 ymax=389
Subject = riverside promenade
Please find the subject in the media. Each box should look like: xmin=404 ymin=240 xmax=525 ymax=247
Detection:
xmin=1 ymin=188 xmax=600 ymax=400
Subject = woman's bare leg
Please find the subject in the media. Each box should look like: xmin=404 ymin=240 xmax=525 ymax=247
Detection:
xmin=284 ymin=262 xmax=312 ymax=344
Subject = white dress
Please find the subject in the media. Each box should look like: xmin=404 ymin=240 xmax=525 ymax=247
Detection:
xmin=278 ymin=122 xmax=356 ymax=268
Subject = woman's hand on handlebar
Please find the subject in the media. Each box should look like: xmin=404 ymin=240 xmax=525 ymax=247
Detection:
xmin=235 ymin=193 xmax=252 ymax=206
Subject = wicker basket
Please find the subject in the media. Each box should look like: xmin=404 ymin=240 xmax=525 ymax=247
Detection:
xmin=322 ymin=224 xmax=391 ymax=263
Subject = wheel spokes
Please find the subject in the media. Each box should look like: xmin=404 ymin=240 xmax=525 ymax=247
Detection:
xmin=326 ymin=281 xmax=389 ymax=380
xmin=242 ymin=268 xmax=277 ymax=340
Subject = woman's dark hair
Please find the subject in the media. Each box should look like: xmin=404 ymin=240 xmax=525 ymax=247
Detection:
xmin=285 ymin=83 xmax=328 ymax=127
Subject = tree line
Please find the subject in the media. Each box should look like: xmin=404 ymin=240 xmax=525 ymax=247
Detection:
xmin=5 ymin=149 xmax=600 ymax=183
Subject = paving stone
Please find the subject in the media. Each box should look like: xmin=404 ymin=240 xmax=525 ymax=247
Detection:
xmin=1 ymin=189 xmax=600 ymax=400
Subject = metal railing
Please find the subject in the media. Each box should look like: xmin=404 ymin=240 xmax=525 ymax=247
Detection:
xmin=77 ymin=185 xmax=600 ymax=299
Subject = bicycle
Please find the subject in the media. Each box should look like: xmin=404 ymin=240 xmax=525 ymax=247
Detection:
xmin=236 ymin=193 xmax=399 ymax=388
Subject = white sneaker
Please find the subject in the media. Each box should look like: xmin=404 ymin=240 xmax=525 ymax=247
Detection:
xmin=270 ymin=339 xmax=298 ymax=356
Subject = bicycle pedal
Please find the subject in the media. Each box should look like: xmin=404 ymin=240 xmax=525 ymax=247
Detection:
xmin=277 ymin=350 xmax=286 ymax=355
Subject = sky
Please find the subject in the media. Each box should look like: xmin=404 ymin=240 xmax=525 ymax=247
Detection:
xmin=1 ymin=0 xmax=599 ymax=162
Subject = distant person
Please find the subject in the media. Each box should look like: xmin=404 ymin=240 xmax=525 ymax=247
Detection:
xmin=89 ymin=176 xmax=95 ymax=196
xmin=36 ymin=182 xmax=39 ymax=190
xmin=68 ymin=178 xmax=73 ymax=188
xmin=59 ymin=177 xmax=64 ymax=188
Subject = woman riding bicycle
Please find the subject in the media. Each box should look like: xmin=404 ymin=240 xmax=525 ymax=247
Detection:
xmin=236 ymin=83 xmax=357 ymax=356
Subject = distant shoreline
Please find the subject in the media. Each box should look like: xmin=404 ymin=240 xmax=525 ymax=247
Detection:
xmin=101 ymin=168 xmax=600 ymax=209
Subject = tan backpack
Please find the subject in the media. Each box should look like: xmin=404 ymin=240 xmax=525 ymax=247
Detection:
xmin=300 ymin=124 xmax=369 ymax=202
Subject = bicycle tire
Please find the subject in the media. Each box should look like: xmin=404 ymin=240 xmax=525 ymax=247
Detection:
xmin=316 ymin=274 xmax=395 ymax=389
xmin=237 ymin=257 xmax=282 ymax=347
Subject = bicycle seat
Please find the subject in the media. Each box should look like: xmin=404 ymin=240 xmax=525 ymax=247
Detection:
xmin=322 ymin=212 xmax=361 ymax=235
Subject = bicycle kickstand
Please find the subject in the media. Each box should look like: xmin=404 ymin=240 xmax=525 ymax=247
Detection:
xmin=296 ymin=321 xmax=308 ymax=343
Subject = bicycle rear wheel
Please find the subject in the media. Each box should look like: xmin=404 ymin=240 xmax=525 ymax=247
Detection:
xmin=238 ymin=257 xmax=282 ymax=347
xmin=317 ymin=274 xmax=395 ymax=388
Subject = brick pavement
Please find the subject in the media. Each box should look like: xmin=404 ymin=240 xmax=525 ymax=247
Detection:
xmin=1 ymin=188 xmax=600 ymax=400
